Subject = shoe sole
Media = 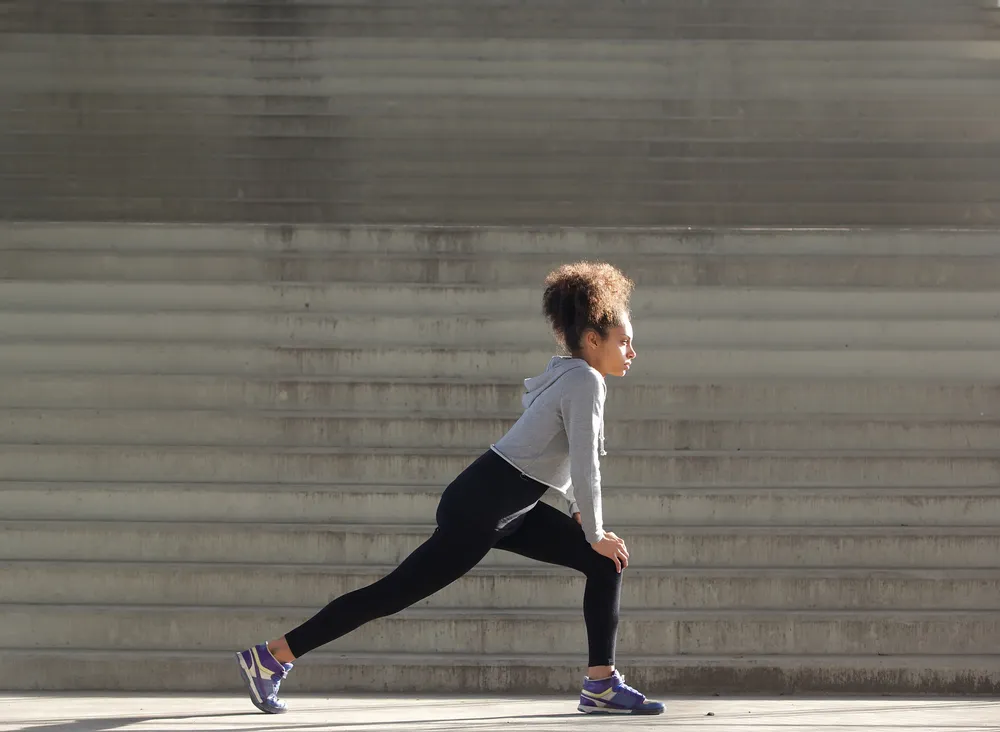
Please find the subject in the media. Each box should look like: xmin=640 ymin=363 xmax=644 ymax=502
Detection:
xmin=235 ymin=651 xmax=287 ymax=715
xmin=578 ymin=703 xmax=665 ymax=715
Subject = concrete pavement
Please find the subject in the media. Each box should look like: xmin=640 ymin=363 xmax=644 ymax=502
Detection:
xmin=2 ymin=695 xmax=1000 ymax=732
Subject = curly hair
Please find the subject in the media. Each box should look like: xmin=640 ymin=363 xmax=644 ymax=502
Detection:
xmin=541 ymin=261 xmax=634 ymax=354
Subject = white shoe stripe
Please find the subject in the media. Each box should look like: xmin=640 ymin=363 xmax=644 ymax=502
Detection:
xmin=237 ymin=653 xmax=264 ymax=705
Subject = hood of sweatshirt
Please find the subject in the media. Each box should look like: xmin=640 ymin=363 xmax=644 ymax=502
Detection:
xmin=522 ymin=356 xmax=607 ymax=455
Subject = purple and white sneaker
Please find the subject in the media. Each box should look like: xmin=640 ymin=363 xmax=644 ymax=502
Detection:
xmin=235 ymin=642 xmax=293 ymax=714
xmin=578 ymin=669 xmax=665 ymax=715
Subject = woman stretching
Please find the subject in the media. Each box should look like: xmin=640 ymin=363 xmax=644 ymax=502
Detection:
xmin=235 ymin=261 xmax=663 ymax=716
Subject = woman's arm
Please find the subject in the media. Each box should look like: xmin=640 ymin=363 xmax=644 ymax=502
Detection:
xmin=560 ymin=368 xmax=607 ymax=544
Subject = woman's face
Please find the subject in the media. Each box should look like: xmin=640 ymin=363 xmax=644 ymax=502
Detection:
xmin=583 ymin=313 xmax=636 ymax=378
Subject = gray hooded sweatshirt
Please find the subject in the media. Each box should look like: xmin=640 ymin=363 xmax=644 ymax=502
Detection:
xmin=491 ymin=355 xmax=607 ymax=543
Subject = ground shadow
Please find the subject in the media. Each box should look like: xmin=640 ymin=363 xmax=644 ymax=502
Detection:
xmin=17 ymin=710 xmax=587 ymax=732
xmin=19 ymin=712 xmax=257 ymax=732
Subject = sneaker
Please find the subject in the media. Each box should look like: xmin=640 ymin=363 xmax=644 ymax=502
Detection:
xmin=235 ymin=642 xmax=293 ymax=714
xmin=578 ymin=669 xmax=665 ymax=715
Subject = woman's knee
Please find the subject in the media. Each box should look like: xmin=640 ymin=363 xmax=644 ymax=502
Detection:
xmin=585 ymin=555 xmax=625 ymax=585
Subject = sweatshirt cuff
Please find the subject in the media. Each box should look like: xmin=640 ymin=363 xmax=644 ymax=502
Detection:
xmin=570 ymin=502 xmax=603 ymax=543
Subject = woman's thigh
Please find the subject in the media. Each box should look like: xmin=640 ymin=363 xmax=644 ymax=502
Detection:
xmin=435 ymin=449 xmax=547 ymax=535
xmin=493 ymin=500 xmax=617 ymax=576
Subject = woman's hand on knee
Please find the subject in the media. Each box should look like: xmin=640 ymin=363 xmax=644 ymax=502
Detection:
xmin=590 ymin=531 xmax=629 ymax=573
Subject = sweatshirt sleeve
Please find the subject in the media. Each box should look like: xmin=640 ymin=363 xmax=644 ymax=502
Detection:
xmin=559 ymin=368 xmax=606 ymax=544
xmin=566 ymin=484 xmax=580 ymax=517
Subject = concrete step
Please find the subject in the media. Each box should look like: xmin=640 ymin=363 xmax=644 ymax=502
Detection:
xmin=0 ymin=45 xmax=989 ymax=86
xmin=4 ymin=648 xmax=998 ymax=694
xmin=3 ymin=8 xmax=989 ymax=43
xmin=4 ymin=4 xmax=987 ymax=35
xmin=7 ymin=7 xmax=978 ymax=32
xmin=4 ymin=409 xmax=1000 ymax=451
xmin=11 ymin=167 xmax=1000 ymax=201
xmin=9 ymin=197 xmax=1000 ymax=226
xmin=6 ymin=83 xmax=999 ymax=122
xmin=2 ymin=444 xmax=1000 ymax=487
xmin=8 ymin=44 xmax=996 ymax=81
xmin=5 ymin=223 xmax=998 ymax=257
xmin=7 ymin=604 xmax=996 ymax=657
xmin=9 ymin=0 xmax=974 ymax=9
xmin=8 ymin=184 xmax=1000 ymax=215
xmin=10 ymin=177 xmax=1000 ymax=207
xmin=7 ymin=34 xmax=992 ymax=62
xmin=6 ymin=561 xmax=998 ymax=610
xmin=3 ymin=521 xmax=999 ymax=568
xmin=5 ymin=197 xmax=998 ymax=228
xmin=9 ymin=108 xmax=1000 ymax=143
xmin=5 ymin=481 xmax=1000 ymax=527
xmin=7 ymin=250 xmax=1000 ymax=288
xmin=20 ymin=123 xmax=1000 ymax=151
xmin=12 ymin=134 xmax=1000 ymax=166
xmin=3 ymin=343 xmax=1000 ymax=379
xmin=5 ymin=311 xmax=1000 ymax=348
xmin=8 ymin=282 xmax=1000 ymax=318
xmin=5 ymin=0 xmax=983 ymax=18
xmin=12 ymin=63 xmax=998 ymax=96
xmin=3 ymin=5 xmax=989 ymax=39
xmin=2 ymin=374 xmax=998 ymax=416
xmin=11 ymin=94 xmax=999 ymax=126
xmin=18 ymin=182 xmax=996 ymax=225
xmin=12 ymin=33 xmax=992 ymax=57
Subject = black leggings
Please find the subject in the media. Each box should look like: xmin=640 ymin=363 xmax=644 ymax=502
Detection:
xmin=284 ymin=449 xmax=622 ymax=666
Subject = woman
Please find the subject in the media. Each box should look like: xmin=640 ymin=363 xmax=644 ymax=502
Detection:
xmin=235 ymin=261 xmax=663 ymax=716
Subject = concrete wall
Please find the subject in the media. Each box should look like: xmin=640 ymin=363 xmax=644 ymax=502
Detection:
xmin=2 ymin=0 xmax=999 ymax=226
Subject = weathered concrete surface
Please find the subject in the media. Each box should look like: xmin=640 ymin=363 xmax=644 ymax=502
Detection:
xmin=1 ymin=695 xmax=1000 ymax=732
xmin=3 ymin=224 xmax=1000 ymax=694
xmin=2 ymin=2 xmax=998 ymax=226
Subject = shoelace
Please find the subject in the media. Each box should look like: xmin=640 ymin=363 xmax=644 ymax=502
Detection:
xmin=615 ymin=675 xmax=645 ymax=702
xmin=269 ymin=663 xmax=293 ymax=700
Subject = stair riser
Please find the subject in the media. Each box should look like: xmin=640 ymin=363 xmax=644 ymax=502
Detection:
xmin=2 ymin=447 xmax=999 ymax=487
xmin=4 ymin=343 xmax=1000 ymax=379
xmin=5 ymin=564 xmax=996 ymax=610
xmin=6 ymin=608 xmax=996 ymax=656
xmin=5 ymin=282 xmax=1000 ymax=319
xmin=5 ymin=486 xmax=999 ymax=526
xmin=5 ymin=651 xmax=999 ymax=694
xmin=4 ymin=525 xmax=999 ymax=568
xmin=9 ymin=112 xmax=1000 ymax=142
xmin=3 ymin=412 xmax=999 ymax=451
xmin=3 ymin=375 xmax=999 ymax=416
xmin=5 ymin=224 xmax=997 ymax=256
xmin=7 ymin=312 xmax=1000 ymax=348
xmin=7 ymin=252 xmax=1000 ymax=287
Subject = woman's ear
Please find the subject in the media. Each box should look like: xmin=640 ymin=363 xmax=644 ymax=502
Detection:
xmin=585 ymin=328 xmax=603 ymax=352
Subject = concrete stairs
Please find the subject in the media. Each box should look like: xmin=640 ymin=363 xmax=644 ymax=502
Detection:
xmin=1 ymin=222 xmax=1000 ymax=694
xmin=2 ymin=0 xmax=999 ymax=226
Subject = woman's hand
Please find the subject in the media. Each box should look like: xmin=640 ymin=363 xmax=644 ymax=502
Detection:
xmin=575 ymin=514 xmax=629 ymax=573
xmin=590 ymin=531 xmax=629 ymax=573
